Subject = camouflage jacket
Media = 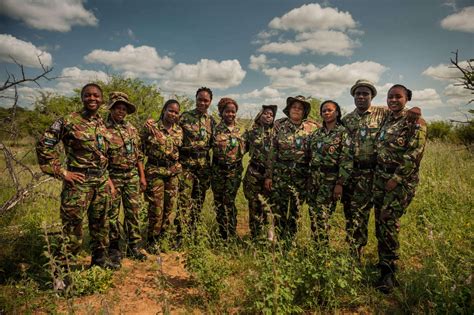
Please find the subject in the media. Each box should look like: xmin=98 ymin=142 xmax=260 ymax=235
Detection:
xmin=105 ymin=115 xmax=143 ymax=170
xmin=342 ymin=106 xmax=389 ymax=164
xmin=212 ymin=120 xmax=247 ymax=165
xmin=141 ymin=119 xmax=183 ymax=176
xmin=179 ymin=108 xmax=215 ymax=168
xmin=36 ymin=110 xmax=109 ymax=178
xmin=309 ymin=123 xmax=353 ymax=185
xmin=266 ymin=118 xmax=320 ymax=179
xmin=375 ymin=109 xmax=427 ymax=184
xmin=244 ymin=123 xmax=273 ymax=168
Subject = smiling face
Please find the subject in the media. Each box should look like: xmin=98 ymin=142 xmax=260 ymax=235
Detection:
xmin=353 ymin=86 xmax=372 ymax=112
xmin=289 ymin=101 xmax=304 ymax=123
xmin=222 ymin=103 xmax=237 ymax=125
xmin=110 ymin=103 xmax=128 ymax=122
xmin=387 ymin=86 xmax=408 ymax=113
xmin=196 ymin=90 xmax=212 ymax=114
xmin=321 ymin=102 xmax=338 ymax=124
xmin=163 ymin=102 xmax=180 ymax=124
xmin=259 ymin=108 xmax=274 ymax=126
xmin=82 ymin=85 xmax=103 ymax=113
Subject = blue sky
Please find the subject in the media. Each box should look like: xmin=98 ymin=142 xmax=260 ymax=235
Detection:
xmin=0 ymin=0 xmax=473 ymax=120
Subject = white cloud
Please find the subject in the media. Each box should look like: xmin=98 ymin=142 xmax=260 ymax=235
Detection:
xmin=241 ymin=86 xmax=282 ymax=99
xmin=0 ymin=34 xmax=52 ymax=68
xmin=0 ymin=85 xmax=56 ymax=109
xmin=160 ymin=59 xmax=246 ymax=93
xmin=444 ymin=83 xmax=472 ymax=106
xmin=0 ymin=0 xmax=98 ymax=32
xmin=257 ymin=3 xmax=361 ymax=56
xmin=249 ymin=54 xmax=269 ymax=70
xmin=84 ymin=45 xmax=174 ymax=79
xmin=411 ymin=88 xmax=444 ymax=108
xmin=262 ymin=61 xmax=388 ymax=98
xmin=268 ymin=3 xmax=356 ymax=32
xmin=422 ymin=62 xmax=469 ymax=81
xmin=440 ymin=6 xmax=474 ymax=33
xmin=55 ymin=67 xmax=110 ymax=93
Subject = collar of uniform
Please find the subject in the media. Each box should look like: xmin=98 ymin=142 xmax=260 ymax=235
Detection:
xmin=217 ymin=120 xmax=238 ymax=132
xmin=193 ymin=108 xmax=209 ymax=118
xmin=81 ymin=110 xmax=101 ymax=121
xmin=157 ymin=118 xmax=178 ymax=133
xmin=387 ymin=108 xmax=407 ymax=122
xmin=106 ymin=114 xmax=126 ymax=127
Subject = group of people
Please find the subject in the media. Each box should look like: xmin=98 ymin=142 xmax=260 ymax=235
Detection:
xmin=36 ymin=79 xmax=427 ymax=294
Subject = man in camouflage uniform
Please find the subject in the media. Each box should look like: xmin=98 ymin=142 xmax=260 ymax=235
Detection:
xmin=36 ymin=83 xmax=115 ymax=269
xmin=106 ymin=92 xmax=147 ymax=266
xmin=142 ymin=99 xmax=183 ymax=252
xmin=265 ymin=96 xmax=320 ymax=240
xmin=341 ymin=79 xmax=389 ymax=260
xmin=211 ymin=98 xmax=246 ymax=240
xmin=308 ymin=100 xmax=352 ymax=245
xmin=373 ymin=85 xmax=427 ymax=293
xmin=243 ymin=105 xmax=277 ymax=239
xmin=176 ymin=87 xmax=215 ymax=242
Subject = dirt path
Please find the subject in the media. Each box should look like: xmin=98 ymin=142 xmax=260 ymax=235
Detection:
xmin=57 ymin=252 xmax=201 ymax=314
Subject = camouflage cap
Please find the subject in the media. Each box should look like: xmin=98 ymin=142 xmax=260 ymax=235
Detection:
xmin=217 ymin=97 xmax=238 ymax=115
xmin=254 ymin=104 xmax=277 ymax=123
xmin=350 ymin=79 xmax=377 ymax=98
xmin=108 ymin=91 xmax=136 ymax=114
xmin=283 ymin=95 xmax=311 ymax=119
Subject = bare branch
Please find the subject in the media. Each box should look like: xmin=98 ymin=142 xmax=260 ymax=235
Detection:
xmin=0 ymin=56 xmax=56 ymax=92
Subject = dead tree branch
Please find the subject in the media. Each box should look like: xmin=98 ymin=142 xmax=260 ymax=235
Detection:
xmin=450 ymin=50 xmax=474 ymax=104
xmin=0 ymin=56 xmax=56 ymax=92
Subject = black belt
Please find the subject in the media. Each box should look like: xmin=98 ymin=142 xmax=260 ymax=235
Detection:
xmin=378 ymin=164 xmax=398 ymax=174
xmin=249 ymin=160 xmax=266 ymax=174
xmin=147 ymin=157 xmax=178 ymax=167
xmin=277 ymin=159 xmax=309 ymax=168
xmin=109 ymin=167 xmax=134 ymax=174
xmin=212 ymin=158 xmax=242 ymax=170
xmin=353 ymin=160 xmax=376 ymax=170
xmin=67 ymin=166 xmax=105 ymax=177
xmin=319 ymin=165 xmax=339 ymax=173
xmin=180 ymin=149 xmax=209 ymax=159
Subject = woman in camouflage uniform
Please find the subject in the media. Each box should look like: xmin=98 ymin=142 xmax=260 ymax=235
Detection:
xmin=373 ymin=84 xmax=427 ymax=293
xmin=308 ymin=100 xmax=352 ymax=245
xmin=211 ymin=97 xmax=247 ymax=240
xmin=265 ymin=96 xmax=320 ymax=241
xmin=243 ymin=105 xmax=277 ymax=240
xmin=106 ymin=92 xmax=147 ymax=266
xmin=141 ymin=100 xmax=183 ymax=252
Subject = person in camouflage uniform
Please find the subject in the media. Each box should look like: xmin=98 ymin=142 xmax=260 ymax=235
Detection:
xmin=341 ymin=79 xmax=389 ymax=260
xmin=373 ymin=85 xmax=427 ymax=293
xmin=243 ymin=105 xmax=277 ymax=239
xmin=211 ymin=98 xmax=247 ymax=240
xmin=308 ymin=100 xmax=353 ymax=245
xmin=106 ymin=92 xmax=147 ymax=266
xmin=265 ymin=96 xmax=320 ymax=241
xmin=36 ymin=83 xmax=116 ymax=269
xmin=142 ymin=99 xmax=183 ymax=252
xmin=175 ymin=87 xmax=215 ymax=242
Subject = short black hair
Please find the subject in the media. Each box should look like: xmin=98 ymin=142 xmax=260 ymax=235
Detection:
xmin=81 ymin=83 xmax=103 ymax=99
xmin=389 ymin=84 xmax=412 ymax=101
xmin=195 ymin=87 xmax=213 ymax=100
xmin=320 ymin=100 xmax=343 ymax=126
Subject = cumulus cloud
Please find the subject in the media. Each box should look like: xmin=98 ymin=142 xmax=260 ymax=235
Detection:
xmin=444 ymin=83 xmax=472 ymax=106
xmin=0 ymin=0 xmax=98 ymax=32
xmin=411 ymin=88 xmax=444 ymax=108
xmin=0 ymin=34 xmax=52 ymax=68
xmin=257 ymin=3 xmax=361 ymax=56
xmin=240 ymin=86 xmax=282 ymax=99
xmin=55 ymin=67 xmax=110 ymax=93
xmin=160 ymin=59 xmax=246 ymax=93
xmin=84 ymin=45 xmax=174 ymax=79
xmin=422 ymin=62 xmax=469 ymax=81
xmin=249 ymin=54 xmax=270 ymax=70
xmin=262 ymin=61 xmax=387 ymax=98
xmin=440 ymin=6 xmax=474 ymax=33
xmin=0 ymin=85 xmax=56 ymax=109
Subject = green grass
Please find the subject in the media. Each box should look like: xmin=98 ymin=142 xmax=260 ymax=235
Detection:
xmin=0 ymin=140 xmax=473 ymax=313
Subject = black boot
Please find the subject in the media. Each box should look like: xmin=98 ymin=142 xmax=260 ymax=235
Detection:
xmin=127 ymin=246 xmax=147 ymax=261
xmin=375 ymin=262 xmax=398 ymax=294
xmin=90 ymin=251 xmax=120 ymax=270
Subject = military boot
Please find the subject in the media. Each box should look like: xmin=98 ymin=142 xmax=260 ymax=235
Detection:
xmin=127 ymin=245 xmax=147 ymax=261
xmin=375 ymin=262 xmax=398 ymax=294
xmin=90 ymin=251 xmax=120 ymax=270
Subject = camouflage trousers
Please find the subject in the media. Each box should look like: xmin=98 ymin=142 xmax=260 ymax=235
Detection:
xmin=109 ymin=170 xmax=142 ymax=249
xmin=373 ymin=170 xmax=416 ymax=266
xmin=176 ymin=165 xmax=211 ymax=238
xmin=145 ymin=172 xmax=179 ymax=242
xmin=60 ymin=174 xmax=110 ymax=260
xmin=212 ymin=163 xmax=243 ymax=240
xmin=308 ymin=172 xmax=338 ymax=244
xmin=342 ymin=168 xmax=375 ymax=251
xmin=271 ymin=162 xmax=309 ymax=240
xmin=243 ymin=163 xmax=269 ymax=239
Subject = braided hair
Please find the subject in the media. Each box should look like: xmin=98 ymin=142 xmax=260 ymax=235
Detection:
xmin=320 ymin=100 xmax=343 ymax=126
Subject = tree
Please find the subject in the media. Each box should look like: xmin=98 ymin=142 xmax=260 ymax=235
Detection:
xmin=450 ymin=50 xmax=473 ymax=104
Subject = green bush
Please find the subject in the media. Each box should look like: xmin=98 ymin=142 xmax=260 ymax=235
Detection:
xmin=427 ymin=120 xmax=452 ymax=140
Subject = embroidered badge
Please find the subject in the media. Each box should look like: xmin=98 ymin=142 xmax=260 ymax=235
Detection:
xmin=397 ymin=137 xmax=405 ymax=146
xmin=328 ymin=145 xmax=336 ymax=154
